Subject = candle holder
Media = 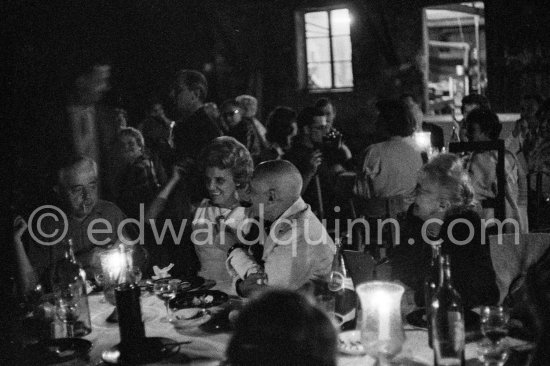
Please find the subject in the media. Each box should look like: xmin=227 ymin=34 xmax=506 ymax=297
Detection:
xmin=356 ymin=281 xmax=405 ymax=365
xmin=99 ymin=246 xmax=181 ymax=364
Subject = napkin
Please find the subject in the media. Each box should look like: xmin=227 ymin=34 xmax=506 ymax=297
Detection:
xmin=152 ymin=263 xmax=174 ymax=280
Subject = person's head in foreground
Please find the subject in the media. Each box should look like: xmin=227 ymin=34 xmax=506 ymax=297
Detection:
xmin=413 ymin=153 xmax=476 ymax=222
xmin=247 ymin=160 xmax=302 ymax=221
xmin=225 ymin=289 xmax=337 ymax=366
xmin=55 ymin=155 xmax=99 ymax=220
xmin=199 ymin=136 xmax=253 ymax=208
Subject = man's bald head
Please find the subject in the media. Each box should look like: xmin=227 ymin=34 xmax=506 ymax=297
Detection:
xmin=253 ymin=160 xmax=302 ymax=201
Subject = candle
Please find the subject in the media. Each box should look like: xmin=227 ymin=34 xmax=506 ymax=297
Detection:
xmin=372 ymin=290 xmax=391 ymax=340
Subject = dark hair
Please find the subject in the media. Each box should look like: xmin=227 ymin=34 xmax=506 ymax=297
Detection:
xmin=314 ymin=97 xmax=333 ymax=110
xmin=296 ymin=106 xmax=325 ymax=130
xmin=265 ymin=106 xmax=297 ymax=147
xmin=522 ymin=94 xmax=544 ymax=106
xmin=466 ymin=107 xmax=502 ymax=140
xmin=226 ymin=290 xmax=337 ymax=366
xmin=376 ymin=99 xmax=416 ymax=137
xmin=462 ymin=94 xmax=490 ymax=109
xmin=174 ymin=69 xmax=208 ymax=102
xmin=220 ymin=98 xmax=242 ymax=112
xmin=199 ymin=136 xmax=253 ymax=188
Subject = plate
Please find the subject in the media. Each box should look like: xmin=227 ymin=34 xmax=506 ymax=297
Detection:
xmin=25 ymin=338 xmax=92 ymax=364
xmin=149 ymin=276 xmax=206 ymax=292
xmin=338 ymin=330 xmax=366 ymax=355
xmin=172 ymin=308 xmax=212 ymax=328
xmin=170 ymin=290 xmax=229 ymax=309
xmin=406 ymin=308 xmax=480 ymax=331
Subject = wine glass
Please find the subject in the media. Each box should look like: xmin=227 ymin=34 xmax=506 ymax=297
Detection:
xmin=56 ymin=295 xmax=80 ymax=338
xmin=478 ymin=306 xmax=510 ymax=366
xmin=94 ymin=272 xmax=107 ymax=303
xmin=154 ymin=279 xmax=181 ymax=322
xmin=481 ymin=306 xmax=509 ymax=345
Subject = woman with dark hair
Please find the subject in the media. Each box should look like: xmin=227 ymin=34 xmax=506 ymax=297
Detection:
xmin=355 ymin=99 xmax=423 ymax=212
xmin=225 ymin=289 xmax=337 ymax=366
xmin=259 ymin=106 xmax=298 ymax=162
xmin=465 ymin=108 xmax=527 ymax=233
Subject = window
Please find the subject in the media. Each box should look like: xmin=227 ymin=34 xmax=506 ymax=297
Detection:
xmin=299 ymin=7 xmax=353 ymax=90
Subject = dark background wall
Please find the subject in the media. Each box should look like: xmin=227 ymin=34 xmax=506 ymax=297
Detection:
xmin=6 ymin=0 xmax=550 ymax=178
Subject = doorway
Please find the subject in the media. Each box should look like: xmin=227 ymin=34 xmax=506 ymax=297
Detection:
xmin=423 ymin=2 xmax=486 ymax=117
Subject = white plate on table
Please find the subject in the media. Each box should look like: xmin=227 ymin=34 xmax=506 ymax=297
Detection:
xmin=338 ymin=330 xmax=366 ymax=356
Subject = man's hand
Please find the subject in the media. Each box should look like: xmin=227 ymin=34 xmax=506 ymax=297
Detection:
xmin=238 ymin=272 xmax=268 ymax=297
xmin=308 ymin=150 xmax=323 ymax=174
xmin=13 ymin=216 xmax=28 ymax=242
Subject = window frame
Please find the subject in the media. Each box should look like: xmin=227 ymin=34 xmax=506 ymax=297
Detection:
xmin=296 ymin=4 xmax=354 ymax=93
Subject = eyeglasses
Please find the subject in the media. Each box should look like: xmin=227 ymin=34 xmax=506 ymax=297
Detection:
xmin=223 ymin=110 xmax=240 ymax=118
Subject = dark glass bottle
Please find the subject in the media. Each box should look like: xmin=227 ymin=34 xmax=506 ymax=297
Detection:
xmin=53 ymin=239 xmax=91 ymax=337
xmin=114 ymin=244 xmax=145 ymax=346
xmin=430 ymin=255 xmax=465 ymax=366
xmin=328 ymin=238 xmax=357 ymax=330
xmin=424 ymin=244 xmax=441 ymax=348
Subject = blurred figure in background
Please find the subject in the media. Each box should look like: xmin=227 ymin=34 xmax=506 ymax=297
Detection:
xmin=114 ymin=127 xmax=165 ymax=220
xmin=465 ymin=108 xmax=527 ymax=233
xmin=259 ymin=106 xmax=298 ymax=162
xmin=355 ymin=99 xmax=423 ymax=212
xmin=236 ymin=94 xmax=268 ymax=149
xmin=457 ymin=93 xmax=491 ymax=142
xmin=138 ymin=97 xmax=175 ymax=173
xmin=221 ymin=99 xmax=263 ymax=163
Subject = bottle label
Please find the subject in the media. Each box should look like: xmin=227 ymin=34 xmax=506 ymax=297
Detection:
xmin=342 ymin=277 xmax=354 ymax=291
xmin=447 ymin=311 xmax=465 ymax=351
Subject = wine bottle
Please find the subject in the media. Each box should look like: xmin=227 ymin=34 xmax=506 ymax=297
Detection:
xmin=114 ymin=244 xmax=145 ymax=347
xmin=430 ymin=255 xmax=465 ymax=366
xmin=53 ymin=239 xmax=92 ymax=337
xmin=328 ymin=238 xmax=357 ymax=330
xmin=424 ymin=244 xmax=441 ymax=348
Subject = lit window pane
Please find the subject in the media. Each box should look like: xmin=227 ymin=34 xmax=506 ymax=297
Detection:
xmin=305 ymin=12 xmax=329 ymax=38
xmin=308 ymin=62 xmax=332 ymax=89
xmin=331 ymin=35 xmax=352 ymax=61
xmin=330 ymin=9 xmax=351 ymax=36
xmin=306 ymin=37 xmax=331 ymax=62
xmin=334 ymin=61 xmax=353 ymax=88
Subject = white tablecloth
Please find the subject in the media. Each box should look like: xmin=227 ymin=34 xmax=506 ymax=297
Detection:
xmin=83 ymin=284 xmax=531 ymax=366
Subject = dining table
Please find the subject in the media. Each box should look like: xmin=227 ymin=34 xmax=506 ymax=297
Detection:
xmin=75 ymin=280 xmax=533 ymax=366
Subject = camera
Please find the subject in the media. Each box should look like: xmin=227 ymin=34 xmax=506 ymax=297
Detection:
xmin=322 ymin=127 xmax=342 ymax=150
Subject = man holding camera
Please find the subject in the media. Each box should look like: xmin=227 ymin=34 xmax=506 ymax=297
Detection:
xmin=284 ymin=106 xmax=351 ymax=222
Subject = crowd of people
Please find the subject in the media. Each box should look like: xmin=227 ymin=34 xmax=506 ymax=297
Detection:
xmin=7 ymin=57 xmax=550 ymax=365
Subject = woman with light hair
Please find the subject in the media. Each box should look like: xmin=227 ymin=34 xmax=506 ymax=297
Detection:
xmin=392 ymin=153 xmax=499 ymax=309
xmin=236 ymin=94 xmax=268 ymax=148
xmin=115 ymin=127 xmax=165 ymax=219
